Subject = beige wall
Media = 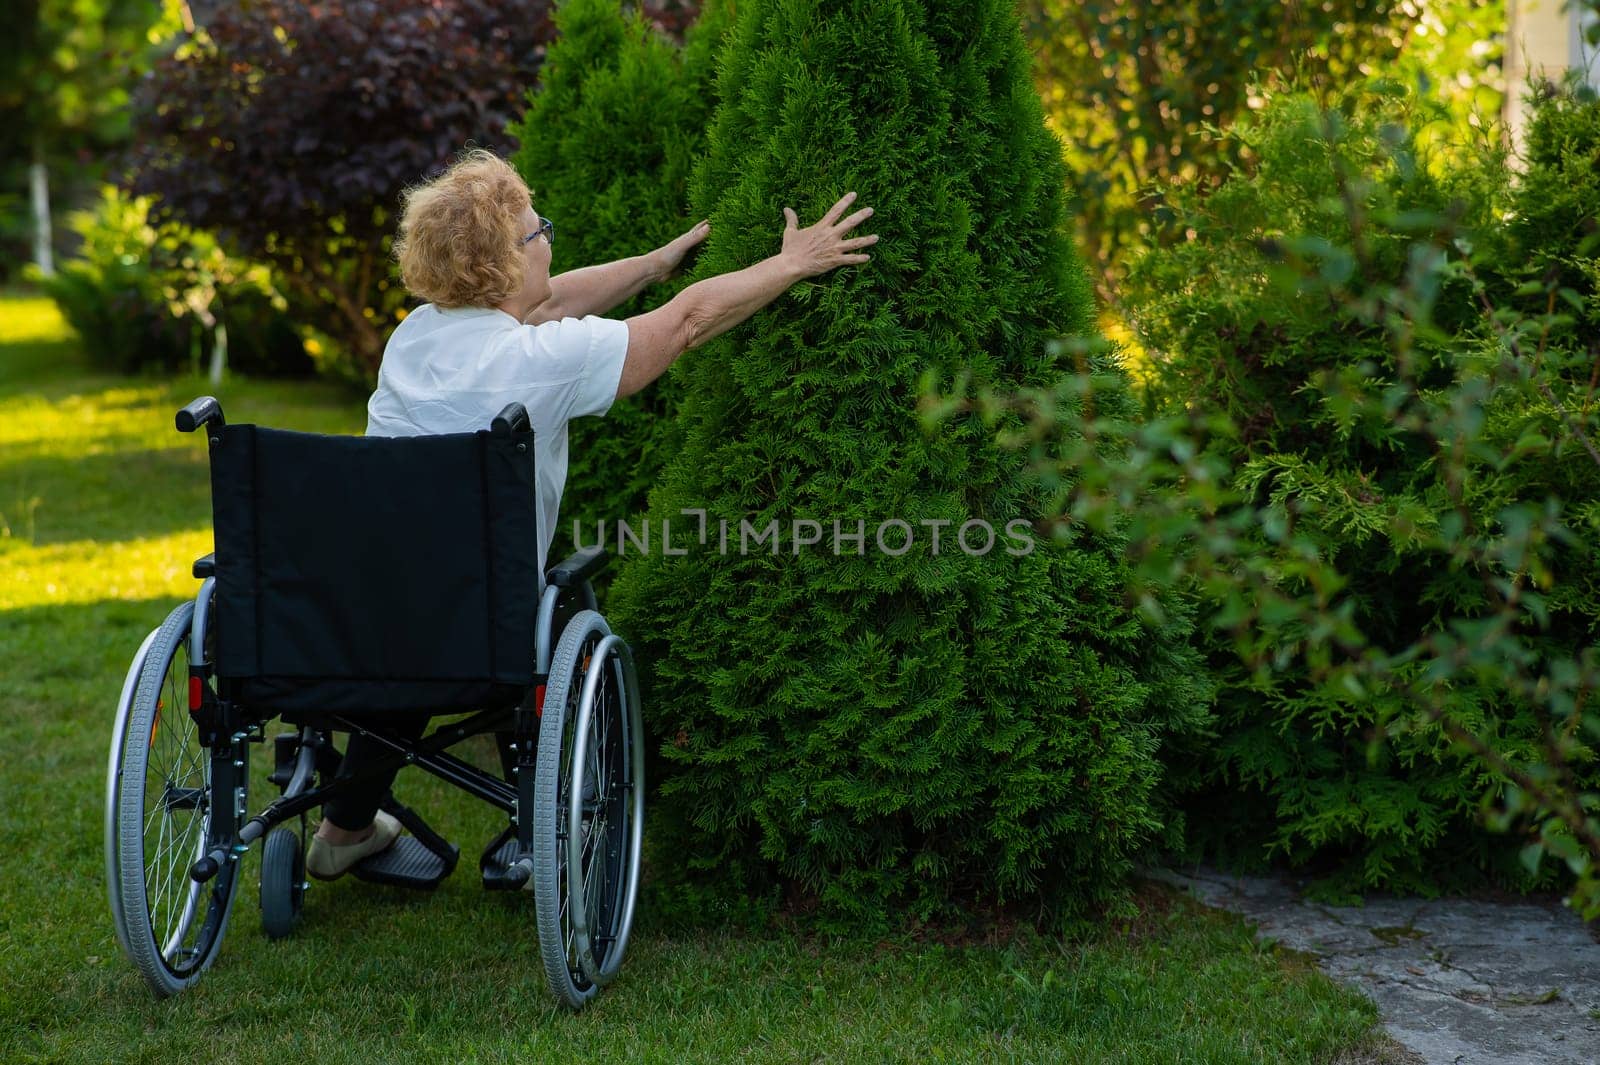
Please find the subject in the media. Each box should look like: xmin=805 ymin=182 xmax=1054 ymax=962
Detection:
xmin=1506 ymin=0 xmax=1600 ymax=150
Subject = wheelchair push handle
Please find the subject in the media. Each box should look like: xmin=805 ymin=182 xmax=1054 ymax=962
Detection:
xmin=176 ymin=396 xmax=226 ymax=434
xmin=491 ymin=402 xmax=530 ymax=436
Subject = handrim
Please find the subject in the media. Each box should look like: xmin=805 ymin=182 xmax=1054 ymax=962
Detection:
xmin=534 ymin=610 xmax=644 ymax=1008
xmin=566 ymin=633 xmax=643 ymax=986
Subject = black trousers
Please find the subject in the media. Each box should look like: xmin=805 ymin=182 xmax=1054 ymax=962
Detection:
xmin=321 ymin=715 xmax=430 ymax=830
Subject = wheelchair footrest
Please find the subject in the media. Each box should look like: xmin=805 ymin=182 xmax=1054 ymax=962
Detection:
xmin=351 ymin=836 xmax=457 ymax=891
xmin=480 ymin=828 xmax=533 ymax=891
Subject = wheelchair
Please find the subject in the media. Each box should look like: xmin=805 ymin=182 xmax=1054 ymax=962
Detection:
xmin=104 ymin=396 xmax=644 ymax=1009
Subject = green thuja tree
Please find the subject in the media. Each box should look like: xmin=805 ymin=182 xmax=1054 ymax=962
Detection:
xmin=510 ymin=0 xmax=732 ymax=549
xmin=609 ymin=0 xmax=1209 ymax=929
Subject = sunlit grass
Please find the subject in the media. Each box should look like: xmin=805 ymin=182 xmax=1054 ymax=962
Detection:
xmin=0 ymin=292 xmax=74 ymax=345
xmin=0 ymin=532 xmax=213 ymax=609
xmin=0 ymin=296 xmax=364 ymax=563
xmin=0 ymin=290 xmax=1401 ymax=1064
xmin=0 ymin=384 xmax=188 ymax=454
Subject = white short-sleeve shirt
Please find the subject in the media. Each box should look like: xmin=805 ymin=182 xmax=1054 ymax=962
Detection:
xmin=365 ymin=304 xmax=629 ymax=584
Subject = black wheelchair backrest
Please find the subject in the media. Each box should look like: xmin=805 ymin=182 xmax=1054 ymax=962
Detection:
xmin=205 ymin=421 xmax=540 ymax=714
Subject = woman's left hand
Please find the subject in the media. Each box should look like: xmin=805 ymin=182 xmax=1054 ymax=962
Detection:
xmin=654 ymin=219 xmax=712 ymax=280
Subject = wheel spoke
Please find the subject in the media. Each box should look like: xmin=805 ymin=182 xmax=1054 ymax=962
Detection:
xmin=162 ymin=660 xmax=185 ymax=772
xmin=559 ymin=843 xmax=575 ymax=964
xmin=162 ymin=803 xmax=206 ymax=945
xmin=580 ymin=815 xmax=601 ymax=869
xmin=144 ymin=797 xmax=172 ymax=920
xmin=149 ymin=781 xmax=204 ymax=948
xmin=174 ymin=718 xmax=205 ymax=785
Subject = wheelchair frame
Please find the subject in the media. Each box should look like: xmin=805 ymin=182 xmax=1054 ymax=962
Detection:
xmin=105 ymin=397 xmax=644 ymax=1009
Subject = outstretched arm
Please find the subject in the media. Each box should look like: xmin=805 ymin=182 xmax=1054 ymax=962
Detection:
xmin=523 ymin=220 xmax=712 ymax=323
xmin=616 ymin=192 xmax=877 ymax=399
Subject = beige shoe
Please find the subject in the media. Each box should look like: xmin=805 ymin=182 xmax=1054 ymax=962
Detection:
xmin=306 ymin=811 xmax=404 ymax=881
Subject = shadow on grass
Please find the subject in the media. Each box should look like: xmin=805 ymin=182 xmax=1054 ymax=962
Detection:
xmin=0 ymin=448 xmax=213 ymax=545
xmin=0 ymin=596 xmax=179 ymax=704
xmin=0 ymin=332 xmax=88 ymax=396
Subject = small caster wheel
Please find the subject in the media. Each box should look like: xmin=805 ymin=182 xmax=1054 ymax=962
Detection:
xmin=260 ymin=828 xmax=306 ymax=939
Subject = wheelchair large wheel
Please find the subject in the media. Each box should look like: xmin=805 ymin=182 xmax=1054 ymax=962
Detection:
xmin=533 ymin=610 xmax=644 ymax=1010
xmin=108 ymin=600 xmax=242 ymax=996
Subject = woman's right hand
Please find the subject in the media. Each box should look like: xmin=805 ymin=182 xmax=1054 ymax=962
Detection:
xmin=780 ymin=192 xmax=878 ymax=278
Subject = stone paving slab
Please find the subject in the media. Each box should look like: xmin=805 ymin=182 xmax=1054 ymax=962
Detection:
xmin=1156 ymin=867 xmax=1600 ymax=1065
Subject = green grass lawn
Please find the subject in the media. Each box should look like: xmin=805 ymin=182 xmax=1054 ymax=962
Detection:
xmin=0 ymin=292 xmax=1401 ymax=1063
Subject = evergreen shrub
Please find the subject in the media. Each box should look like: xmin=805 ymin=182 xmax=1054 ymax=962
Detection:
xmin=510 ymin=0 xmax=730 ymax=554
xmin=1114 ymin=79 xmax=1600 ymax=897
xmin=39 ymin=186 xmax=308 ymax=377
xmin=609 ymin=0 xmax=1209 ymax=930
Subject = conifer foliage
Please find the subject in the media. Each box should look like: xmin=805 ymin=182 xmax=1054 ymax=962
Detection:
xmin=510 ymin=0 xmax=730 ymax=542
xmin=609 ymin=0 xmax=1209 ymax=927
xmin=1125 ymin=83 xmax=1600 ymax=895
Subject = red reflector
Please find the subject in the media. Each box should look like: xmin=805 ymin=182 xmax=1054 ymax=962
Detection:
xmin=188 ymin=676 xmax=203 ymax=712
xmin=534 ymin=683 xmax=546 ymax=717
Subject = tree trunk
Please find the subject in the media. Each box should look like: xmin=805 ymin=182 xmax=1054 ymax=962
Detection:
xmin=209 ymin=320 xmax=228 ymax=385
xmin=29 ymin=137 xmax=53 ymax=278
xmin=282 ymin=244 xmax=388 ymax=379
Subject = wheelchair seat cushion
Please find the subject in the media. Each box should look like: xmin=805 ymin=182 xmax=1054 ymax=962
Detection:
xmin=208 ymin=423 xmax=540 ymax=715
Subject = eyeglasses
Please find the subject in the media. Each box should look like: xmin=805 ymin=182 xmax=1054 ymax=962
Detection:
xmin=522 ymin=218 xmax=555 ymax=247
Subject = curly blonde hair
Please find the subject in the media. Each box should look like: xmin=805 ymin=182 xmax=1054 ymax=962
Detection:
xmin=394 ymin=149 xmax=531 ymax=308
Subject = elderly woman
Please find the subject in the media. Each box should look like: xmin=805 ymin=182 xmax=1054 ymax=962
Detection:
xmin=306 ymin=149 xmax=877 ymax=879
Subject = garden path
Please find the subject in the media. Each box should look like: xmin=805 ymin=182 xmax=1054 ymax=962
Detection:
xmin=1158 ymin=868 xmax=1600 ymax=1064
